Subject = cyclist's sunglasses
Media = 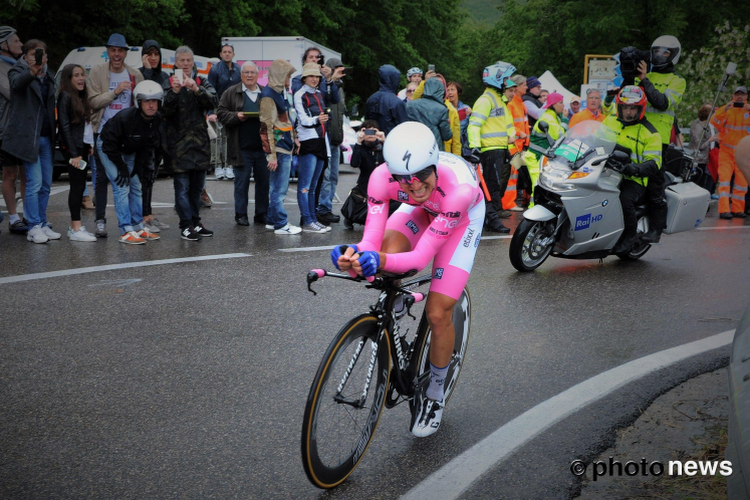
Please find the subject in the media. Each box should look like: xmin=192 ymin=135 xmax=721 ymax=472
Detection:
xmin=393 ymin=166 xmax=436 ymax=184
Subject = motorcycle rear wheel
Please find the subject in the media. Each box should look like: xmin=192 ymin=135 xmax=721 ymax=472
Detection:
xmin=509 ymin=218 xmax=556 ymax=272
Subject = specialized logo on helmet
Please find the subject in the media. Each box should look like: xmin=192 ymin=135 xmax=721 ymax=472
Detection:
xmin=403 ymin=150 xmax=412 ymax=171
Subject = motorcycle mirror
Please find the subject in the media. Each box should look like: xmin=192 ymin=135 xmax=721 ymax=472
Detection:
xmin=538 ymin=121 xmax=549 ymax=133
xmin=612 ymin=150 xmax=630 ymax=164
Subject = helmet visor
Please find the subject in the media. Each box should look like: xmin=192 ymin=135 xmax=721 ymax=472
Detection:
xmin=651 ymin=46 xmax=673 ymax=67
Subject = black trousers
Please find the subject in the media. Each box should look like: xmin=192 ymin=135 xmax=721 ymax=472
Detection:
xmin=620 ymin=179 xmax=647 ymax=238
xmin=68 ymin=165 xmax=87 ymax=222
xmin=141 ymin=166 xmax=158 ymax=218
xmin=480 ymin=148 xmax=510 ymax=223
xmin=645 ymin=145 xmax=670 ymax=230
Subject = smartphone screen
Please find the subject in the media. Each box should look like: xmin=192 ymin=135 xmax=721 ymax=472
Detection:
xmin=733 ymin=101 xmax=745 ymax=108
xmin=174 ymin=69 xmax=184 ymax=84
xmin=428 ymin=64 xmax=435 ymax=72
xmin=364 ymin=129 xmax=376 ymax=136
xmin=35 ymin=48 xmax=43 ymax=66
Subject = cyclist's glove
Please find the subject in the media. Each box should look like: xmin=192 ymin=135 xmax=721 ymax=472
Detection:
xmin=357 ymin=251 xmax=380 ymax=278
xmin=331 ymin=244 xmax=357 ymax=270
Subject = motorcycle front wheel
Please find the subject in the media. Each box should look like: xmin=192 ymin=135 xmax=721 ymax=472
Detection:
xmin=509 ymin=218 xmax=556 ymax=272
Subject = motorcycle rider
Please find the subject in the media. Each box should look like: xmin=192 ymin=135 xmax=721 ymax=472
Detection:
xmin=635 ymin=35 xmax=686 ymax=244
xmin=467 ymin=61 xmax=517 ymax=233
xmin=603 ymin=86 xmax=663 ymax=253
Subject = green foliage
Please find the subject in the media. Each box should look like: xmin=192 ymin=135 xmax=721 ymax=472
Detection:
xmin=678 ymin=23 xmax=750 ymax=127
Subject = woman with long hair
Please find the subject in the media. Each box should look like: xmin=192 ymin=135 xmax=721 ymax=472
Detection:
xmin=57 ymin=63 xmax=97 ymax=241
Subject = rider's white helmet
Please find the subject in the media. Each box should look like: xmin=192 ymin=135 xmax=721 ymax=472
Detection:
xmin=383 ymin=121 xmax=439 ymax=176
xmin=134 ymin=80 xmax=164 ymax=107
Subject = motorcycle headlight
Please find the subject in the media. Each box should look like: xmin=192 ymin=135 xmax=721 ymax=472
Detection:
xmin=539 ymin=168 xmax=575 ymax=191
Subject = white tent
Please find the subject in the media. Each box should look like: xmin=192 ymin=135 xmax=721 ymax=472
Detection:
xmin=537 ymin=70 xmax=578 ymax=106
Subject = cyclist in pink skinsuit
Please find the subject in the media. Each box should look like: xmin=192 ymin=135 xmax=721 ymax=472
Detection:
xmin=332 ymin=121 xmax=485 ymax=437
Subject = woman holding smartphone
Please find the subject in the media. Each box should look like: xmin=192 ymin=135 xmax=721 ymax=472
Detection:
xmin=57 ymin=64 xmax=97 ymax=241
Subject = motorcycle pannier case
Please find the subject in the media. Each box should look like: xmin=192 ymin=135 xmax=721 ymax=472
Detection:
xmin=663 ymin=182 xmax=710 ymax=234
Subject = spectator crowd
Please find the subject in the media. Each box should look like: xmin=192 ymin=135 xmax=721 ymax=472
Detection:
xmin=1 ymin=27 xmax=748 ymax=246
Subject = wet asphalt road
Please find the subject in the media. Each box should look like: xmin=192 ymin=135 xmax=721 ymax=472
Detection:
xmin=1 ymin=168 xmax=748 ymax=499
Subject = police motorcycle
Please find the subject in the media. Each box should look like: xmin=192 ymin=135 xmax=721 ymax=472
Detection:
xmin=508 ymin=121 xmax=710 ymax=272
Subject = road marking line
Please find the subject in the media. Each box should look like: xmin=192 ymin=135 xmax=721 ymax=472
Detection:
xmin=401 ymin=329 xmax=734 ymax=500
xmin=480 ymin=235 xmax=513 ymax=240
xmin=0 ymin=253 xmax=251 ymax=285
xmin=278 ymin=245 xmax=332 ymax=253
xmin=696 ymin=225 xmax=750 ymax=231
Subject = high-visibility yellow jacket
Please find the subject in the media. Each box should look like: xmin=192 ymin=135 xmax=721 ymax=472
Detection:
xmin=528 ymin=108 xmax=565 ymax=158
xmin=636 ymin=72 xmax=686 ymax=145
xmin=468 ymin=87 xmax=516 ymax=153
xmin=603 ymin=115 xmax=663 ymax=187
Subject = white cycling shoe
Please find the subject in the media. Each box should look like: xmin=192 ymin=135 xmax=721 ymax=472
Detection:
xmin=410 ymin=396 xmax=444 ymax=437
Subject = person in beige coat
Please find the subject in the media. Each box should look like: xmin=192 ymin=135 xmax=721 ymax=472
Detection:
xmin=87 ymin=33 xmax=143 ymax=238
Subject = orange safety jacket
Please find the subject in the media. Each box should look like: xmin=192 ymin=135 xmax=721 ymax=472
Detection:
xmin=508 ymin=93 xmax=530 ymax=154
xmin=568 ymin=107 xmax=607 ymax=129
xmin=711 ymin=103 xmax=750 ymax=150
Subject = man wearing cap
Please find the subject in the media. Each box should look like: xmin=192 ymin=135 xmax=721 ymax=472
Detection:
xmin=566 ymin=96 xmax=581 ymax=121
xmin=711 ymin=86 xmax=750 ymax=219
xmin=316 ymin=57 xmax=347 ymax=225
xmin=0 ymin=26 xmax=27 ymax=234
xmin=88 ymin=33 xmax=144 ymax=238
xmin=568 ymin=88 xmax=608 ymax=129
xmin=522 ymin=76 xmax=544 ymax=127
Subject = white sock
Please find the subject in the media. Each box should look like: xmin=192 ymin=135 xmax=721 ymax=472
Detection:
xmin=9 ymin=214 xmax=20 ymax=224
xmin=426 ymin=363 xmax=449 ymax=401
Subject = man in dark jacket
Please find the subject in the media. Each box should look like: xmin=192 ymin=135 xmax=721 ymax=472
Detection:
xmin=217 ymin=61 xmax=269 ymax=226
xmin=406 ymin=78 xmax=452 ymax=149
xmin=0 ymin=39 xmax=59 ymax=243
xmin=522 ymin=75 xmax=544 ymax=127
xmin=365 ymin=64 xmax=407 ymax=136
xmin=162 ymin=46 xmax=218 ymax=241
xmin=99 ymin=80 xmax=163 ymax=245
xmin=139 ymin=40 xmax=169 ymax=86
xmin=316 ymin=56 xmax=347 ymax=224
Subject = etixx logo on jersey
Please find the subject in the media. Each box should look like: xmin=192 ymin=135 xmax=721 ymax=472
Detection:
xmin=574 ymin=213 xmax=603 ymax=231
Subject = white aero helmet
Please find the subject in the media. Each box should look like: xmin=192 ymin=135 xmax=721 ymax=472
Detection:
xmin=134 ymin=80 xmax=164 ymax=106
xmin=651 ymin=35 xmax=681 ymax=69
xmin=383 ymin=121 xmax=439 ymax=176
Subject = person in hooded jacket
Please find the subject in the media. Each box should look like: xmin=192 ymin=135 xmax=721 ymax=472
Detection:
xmin=259 ymin=58 xmax=301 ymax=235
xmin=139 ymin=40 xmax=169 ymax=86
xmin=364 ymin=64 xmax=407 ymax=136
xmin=406 ymin=78 xmax=452 ymax=150
xmin=411 ymin=72 xmax=461 ymax=155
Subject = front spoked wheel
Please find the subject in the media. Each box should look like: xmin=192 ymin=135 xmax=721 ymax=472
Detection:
xmin=415 ymin=287 xmax=472 ymax=404
xmin=301 ymin=315 xmax=391 ymax=489
xmin=509 ymin=218 xmax=557 ymax=272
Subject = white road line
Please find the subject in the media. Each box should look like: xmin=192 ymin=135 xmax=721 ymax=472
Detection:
xmin=696 ymin=225 xmax=750 ymax=230
xmin=0 ymin=253 xmax=251 ymax=285
xmin=278 ymin=245 xmax=332 ymax=253
xmin=480 ymin=235 xmax=513 ymax=240
xmin=401 ymin=329 xmax=734 ymax=500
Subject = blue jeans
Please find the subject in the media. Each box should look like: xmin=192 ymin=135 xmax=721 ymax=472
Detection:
xmin=268 ymin=153 xmax=292 ymax=229
xmin=317 ymin=148 xmax=339 ymax=214
xmin=236 ymin=149 xmax=270 ymax=219
xmin=297 ymin=153 xmax=325 ymax=225
xmin=23 ymin=135 xmax=54 ymax=227
xmin=96 ymin=137 xmax=142 ymax=234
xmin=174 ymin=170 xmax=206 ymax=230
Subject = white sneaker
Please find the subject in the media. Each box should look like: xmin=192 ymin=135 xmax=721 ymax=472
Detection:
xmin=510 ymin=206 xmax=525 ymax=212
xmin=314 ymin=221 xmax=332 ymax=233
xmin=27 ymin=224 xmax=49 ymax=243
xmin=302 ymin=223 xmax=327 ymax=233
xmin=410 ymin=397 xmax=444 ymax=438
xmin=265 ymin=224 xmax=274 ymax=230
xmin=215 ymin=166 xmax=225 ymax=180
xmin=275 ymin=224 xmax=302 ymax=235
xmin=41 ymin=224 xmax=61 ymax=240
xmin=225 ymin=166 xmax=235 ymax=179
xmin=68 ymin=227 xmax=97 ymax=242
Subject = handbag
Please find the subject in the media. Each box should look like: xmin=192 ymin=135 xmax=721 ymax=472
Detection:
xmin=341 ymin=186 xmax=368 ymax=224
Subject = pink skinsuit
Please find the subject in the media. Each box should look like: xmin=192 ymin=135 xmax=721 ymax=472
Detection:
xmin=357 ymin=152 xmax=486 ymax=300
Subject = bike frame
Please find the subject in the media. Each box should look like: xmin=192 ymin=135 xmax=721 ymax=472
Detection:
xmin=307 ymin=269 xmax=431 ymax=407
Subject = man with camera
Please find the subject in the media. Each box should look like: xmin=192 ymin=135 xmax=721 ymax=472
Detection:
xmin=711 ymin=86 xmax=750 ymax=219
xmin=291 ymin=47 xmax=342 ymax=107
xmin=633 ymin=35 xmax=686 ymax=244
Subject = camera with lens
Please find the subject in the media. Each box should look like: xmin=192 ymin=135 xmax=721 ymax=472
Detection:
xmin=317 ymin=53 xmax=325 ymax=65
xmin=619 ymin=46 xmax=651 ymax=86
